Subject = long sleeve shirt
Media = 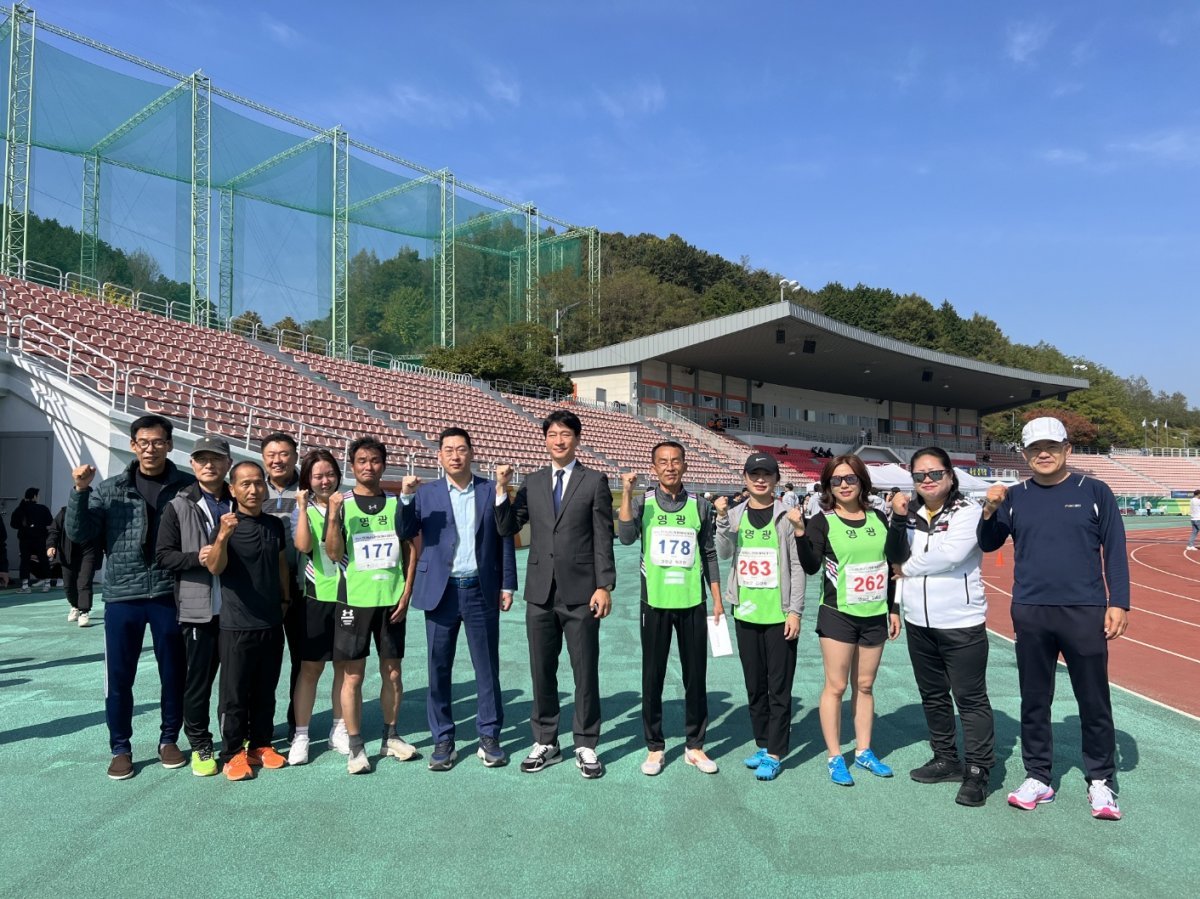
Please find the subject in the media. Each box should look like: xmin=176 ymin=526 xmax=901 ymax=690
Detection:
xmin=977 ymin=475 xmax=1130 ymax=610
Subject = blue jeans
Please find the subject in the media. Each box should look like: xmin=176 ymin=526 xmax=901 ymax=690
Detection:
xmin=1189 ymin=520 xmax=1200 ymax=548
xmin=103 ymin=595 xmax=186 ymax=756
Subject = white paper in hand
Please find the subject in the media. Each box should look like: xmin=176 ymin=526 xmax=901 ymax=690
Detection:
xmin=707 ymin=615 xmax=733 ymax=657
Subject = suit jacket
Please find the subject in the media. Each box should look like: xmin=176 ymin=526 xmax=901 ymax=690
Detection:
xmin=495 ymin=462 xmax=616 ymax=607
xmin=399 ymin=475 xmax=517 ymax=612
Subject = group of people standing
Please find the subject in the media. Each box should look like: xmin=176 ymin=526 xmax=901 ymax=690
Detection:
xmin=62 ymin=411 xmax=1129 ymax=821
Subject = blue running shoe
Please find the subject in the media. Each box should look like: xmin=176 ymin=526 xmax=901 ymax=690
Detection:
xmin=854 ymin=748 xmax=894 ymax=778
xmin=743 ymin=747 xmax=769 ymax=769
xmin=754 ymin=755 xmax=781 ymax=781
xmin=829 ymin=755 xmax=855 ymax=786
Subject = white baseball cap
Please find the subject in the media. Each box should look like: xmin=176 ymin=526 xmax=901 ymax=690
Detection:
xmin=1022 ymin=416 xmax=1068 ymax=447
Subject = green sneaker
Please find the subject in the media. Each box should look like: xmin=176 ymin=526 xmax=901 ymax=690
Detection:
xmin=191 ymin=748 xmax=218 ymax=777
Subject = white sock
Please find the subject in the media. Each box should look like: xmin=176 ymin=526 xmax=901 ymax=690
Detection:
xmin=332 ymin=718 xmax=346 ymax=734
xmin=294 ymin=726 xmax=309 ymax=740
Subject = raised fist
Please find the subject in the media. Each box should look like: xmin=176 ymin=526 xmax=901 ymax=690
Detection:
xmin=218 ymin=512 xmax=238 ymax=537
xmin=401 ymin=475 xmax=420 ymax=495
xmin=714 ymin=495 xmax=729 ymax=517
xmin=786 ymin=507 xmax=804 ymax=533
xmin=327 ymin=491 xmax=345 ymax=514
xmin=891 ymin=491 xmax=910 ymax=517
xmin=295 ymin=489 xmax=309 ymax=509
xmin=73 ymin=464 xmax=96 ymax=491
xmin=985 ymin=483 xmax=1007 ymax=508
xmin=495 ymin=464 xmax=514 ymax=490
xmin=620 ymin=471 xmax=638 ymax=492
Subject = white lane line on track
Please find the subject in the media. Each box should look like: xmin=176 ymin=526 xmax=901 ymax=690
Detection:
xmin=1129 ymin=544 xmax=1200 ymax=584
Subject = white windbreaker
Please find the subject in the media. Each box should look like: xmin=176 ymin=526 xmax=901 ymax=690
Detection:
xmin=886 ymin=494 xmax=987 ymax=629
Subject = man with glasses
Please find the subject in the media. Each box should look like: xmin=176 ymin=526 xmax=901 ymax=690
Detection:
xmin=155 ymin=436 xmax=235 ymax=777
xmin=398 ymin=428 xmax=517 ymax=771
xmin=68 ymin=415 xmax=195 ymax=780
xmin=979 ymin=417 xmax=1130 ymax=821
xmin=260 ymin=432 xmax=304 ymax=743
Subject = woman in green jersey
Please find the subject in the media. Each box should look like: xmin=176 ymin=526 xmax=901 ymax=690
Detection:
xmin=715 ymin=453 xmax=806 ymax=782
xmin=793 ymin=454 xmax=900 ymax=787
xmin=288 ymin=449 xmax=346 ymax=765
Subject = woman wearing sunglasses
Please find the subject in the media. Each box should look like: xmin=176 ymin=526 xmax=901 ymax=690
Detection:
xmin=884 ymin=446 xmax=992 ymax=807
xmin=790 ymin=454 xmax=899 ymax=787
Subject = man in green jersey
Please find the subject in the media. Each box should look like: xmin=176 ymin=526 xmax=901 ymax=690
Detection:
xmin=619 ymin=441 xmax=723 ymax=776
xmin=325 ymin=437 xmax=418 ymax=775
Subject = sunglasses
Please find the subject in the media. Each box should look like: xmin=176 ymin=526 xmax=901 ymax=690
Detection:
xmin=912 ymin=470 xmax=948 ymax=483
xmin=829 ymin=475 xmax=860 ymax=487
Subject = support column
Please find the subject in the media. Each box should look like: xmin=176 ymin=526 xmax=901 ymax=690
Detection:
xmin=190 ymin=72 xmax=211 ymax=326
xmin=330 ymin=127 xmax=349 ymax=358
xmin=438 ymin=169 xmax=455 ymax=347
xmin=80 ymin=154 xmax=100 ymax=284
xmin=217 ymin=188 xmax=234 ymax=321
xmin=2 ymin=4 xmax=35 ymax=277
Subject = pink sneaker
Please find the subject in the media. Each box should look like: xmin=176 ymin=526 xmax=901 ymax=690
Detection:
xmin=1007 ymin=777 xmax=1055 ymax=810
xmin=1087 ymin=780 xmax=1122 ymax=821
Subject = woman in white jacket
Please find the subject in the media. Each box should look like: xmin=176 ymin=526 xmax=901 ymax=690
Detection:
xmin=885 ymin=446 xmax=995 ymax=808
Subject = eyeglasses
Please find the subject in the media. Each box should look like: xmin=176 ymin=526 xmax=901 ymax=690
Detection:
xmin=912 ymin=470 xmax=948 ymax=483
xmin=829 ymin=475 xmax=860 ymax=487
xmin=134 ymin=439 xmax=169 ymax=450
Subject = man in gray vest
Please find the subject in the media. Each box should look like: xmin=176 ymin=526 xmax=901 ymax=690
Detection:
xmin=155 ymin=436 xmax=234 ymax=777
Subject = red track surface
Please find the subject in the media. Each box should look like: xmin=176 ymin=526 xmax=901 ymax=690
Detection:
xmin=981 ymin=525 xmax=1200 ymax=719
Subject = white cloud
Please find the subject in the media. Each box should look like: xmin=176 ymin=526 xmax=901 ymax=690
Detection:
xmin=322 ymin=82 xmax=482 ymax=132
xmin=596 ymin=79 xmax=666 ymax=120
xmin=1113 ymin=129 xmax=1200 ymax=165
xmin=482 ymin=67 xmax=521 ymax=106
xmin=1004 ymin=19 xmax=1053 ymax=64
xmin=261 ymin=14 xmax=303 ymax=49
xmin=1050 ymin=81 xmax=1084 ymax=99
xmin=1040 ymin=147 xmax=1089 ymax=165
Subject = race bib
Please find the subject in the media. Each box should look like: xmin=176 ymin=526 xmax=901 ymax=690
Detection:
xmin=737 ymin=547 xmax=778 ymax=589
xmin=649 ymin=527 xmax=697 ymax=568
xmin=352 ymin=532 xmax=399 ymax=571
xmin=845 ymin=560 xmax=888 ymax=605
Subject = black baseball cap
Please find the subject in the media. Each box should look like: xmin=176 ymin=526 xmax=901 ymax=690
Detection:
xmin=191 ymin=436 xmax=231 ymax=458
xmin=743 ymin=452 xmax=780 ymax=476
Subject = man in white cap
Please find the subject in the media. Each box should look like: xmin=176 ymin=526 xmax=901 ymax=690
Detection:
xmin=978 ymin=416 xmax=1129 ymax=821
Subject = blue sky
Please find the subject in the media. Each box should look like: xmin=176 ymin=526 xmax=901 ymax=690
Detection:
xmin=32 ymin=0 xmax=1200 ymax=404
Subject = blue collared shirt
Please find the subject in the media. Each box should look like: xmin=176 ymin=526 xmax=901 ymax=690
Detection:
xmin=448 ymin=478 xmax=478 ymax=578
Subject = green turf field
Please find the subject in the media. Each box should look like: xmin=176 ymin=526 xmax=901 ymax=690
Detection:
xmin=1 ymin=540 xmax=1196 ymax=897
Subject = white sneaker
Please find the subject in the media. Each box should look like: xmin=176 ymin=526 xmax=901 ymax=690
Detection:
xmin=1087 ymin=780 xmax=1122 ymax=820
xmin=383 ymin=735 xmax=418 ymax=761
xmin=329 ymin=727 xmax=350 ymax=755
xmin=1007 ymin=777 xmax=1055 ymax=810
xmin=347 ymin=747 xmax=371 ymax=775
xmin=78 ymin=612 xmax=90 ymax=628
xmin=287 ymin=735 xmax=310 ymax=766
xmin=41 ymin=581 xmax=51 ymax=592
xmin=19 ymin=584 xmax=31 ymax=594
xmin=67 ymin=608 xmax=80 ymax=622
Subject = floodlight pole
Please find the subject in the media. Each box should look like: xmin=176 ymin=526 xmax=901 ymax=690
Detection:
xmin=2 ymin=4 xmax=35 ymax=277
xmin=779 ymin=278 xmax=800 ymax=303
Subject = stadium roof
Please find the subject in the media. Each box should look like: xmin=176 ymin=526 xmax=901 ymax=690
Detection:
xmin=561 ymin=301 xmax=1088 ymax=413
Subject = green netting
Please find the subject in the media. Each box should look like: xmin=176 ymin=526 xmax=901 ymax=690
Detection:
xmin=2 ymin=12 xmax=595 ymax=351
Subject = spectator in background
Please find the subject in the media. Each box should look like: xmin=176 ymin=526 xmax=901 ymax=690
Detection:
xmin=781 ymin=483 xmax=799 ymax=510
xmin=47 ymin=504 xmax=99 ymax=627
xmin=779 ymin=443 xmax=789 ymax=456
xmin=12 ymin=487 xmax=54 ymax=593
xmin=0 ymin=514 xmax=10 ymax=588
xmin=1186 ymin=489 xmax=1200 ymax=553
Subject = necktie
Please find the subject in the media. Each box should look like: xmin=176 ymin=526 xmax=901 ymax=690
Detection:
xmin=553 ymin=469 xmax=564 ymax=515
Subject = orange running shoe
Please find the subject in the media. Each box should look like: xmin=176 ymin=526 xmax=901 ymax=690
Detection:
xmin=224 ymin=751 xmax=254 ymax=781
xmin=248 ymin=746 xmax=287 ymax=769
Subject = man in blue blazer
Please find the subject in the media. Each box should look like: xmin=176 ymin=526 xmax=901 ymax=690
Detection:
xmin=399 ymin=427 xmax=517 ymax=771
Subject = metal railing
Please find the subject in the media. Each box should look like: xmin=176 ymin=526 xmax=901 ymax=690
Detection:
xmin=7 ymin=313 xmax=120 ymax=406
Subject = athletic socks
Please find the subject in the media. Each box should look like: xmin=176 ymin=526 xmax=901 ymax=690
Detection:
xmin=383 ymin=722 xmax=398 ymax=740
xmin=348 ymin=733 xmax=365 ymax=755
xmin=294 ymin=725 xmax=309 ymax=740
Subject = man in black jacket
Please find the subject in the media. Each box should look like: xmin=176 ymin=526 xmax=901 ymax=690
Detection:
xmin=47 ymin=506 xmax=99 ymax=626
xmin=12 ymin=487 xmax=53 ymax=593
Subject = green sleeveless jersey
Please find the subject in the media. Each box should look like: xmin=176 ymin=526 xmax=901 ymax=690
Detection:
xmin=823 ymin=510 xmax=889 ymax=617
xmin=733 ymin=514 xmax=786 ymax=625
xmin=341 ymin=493 xmax=404 ymax=608
xmin=304 ymin=504 xmax=341 ymax=603
xmin=642 ymin=494 xmax=703 ymax=609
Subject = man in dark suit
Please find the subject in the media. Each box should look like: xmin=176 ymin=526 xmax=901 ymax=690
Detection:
xmin=495 ymin=409 xmax=616 ymax=779
xmin=398 ymin=427 xmax=517 ymax=771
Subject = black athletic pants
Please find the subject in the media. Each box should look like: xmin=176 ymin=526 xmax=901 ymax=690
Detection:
xmin=1011 ymin=603 xmax=1116 ymax=785
xmin=218 ymin=626 xmax=283 ymax=765
xmin=62 ymin=550 xmax=97 ymax=612
xmin=18 ymin=537 xmax=46 ymax=583
xmin=905 ymin=621 xmax=995 ymax=769
xmin=735 ymin=619 xmax=797 ymax=758
xmin=182 ymin=619 xmax=221 ymax=753
xmin=282 ymin=579 xmax=303 ymax=737
xmin=641 ymin=602 xmax=709 ymax=751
